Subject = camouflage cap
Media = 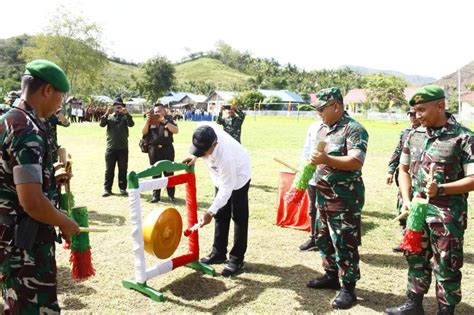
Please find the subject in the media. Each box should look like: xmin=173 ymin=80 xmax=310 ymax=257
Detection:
xmin=312 ymin=87 xmax=343 ymax=110
xmin=409 ymin=85 xmax=445 ymax=106
xmin=25 ymin=59 xmax=70 ymax=92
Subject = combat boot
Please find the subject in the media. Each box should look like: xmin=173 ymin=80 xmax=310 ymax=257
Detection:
xmin=437 ymin=304 xmax=455 ymax=315
xmin=306 ymin=272 xmax=340 ymax=290
xmin=332 ymin=282 xmax=357 ymax=309
xmin=384 ymin=291 xmax=424 ymax=315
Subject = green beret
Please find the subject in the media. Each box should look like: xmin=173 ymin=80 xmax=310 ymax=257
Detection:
xmin=312 ymin=87 xmax=343 ymax=109
xmin=409 ymin=85 xmax=445 ymax=106
xmin=25 ymin=59 xmax=70 ymax=92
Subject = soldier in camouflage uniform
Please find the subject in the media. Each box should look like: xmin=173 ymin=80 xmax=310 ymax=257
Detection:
xmin=216 ymin=104 xmax=245 ymax=143
xmin=0 ymin=60 xmax=80 ymax=314
xmin=45 ymin=110 xmax=71 ymax=163
xmin=385 ymin=85 xmax=474 ymax=315
xmin=305 ymin=87 xmax=369 ymax=310
xmin=386 ymin=107 xmax=423 ymax=252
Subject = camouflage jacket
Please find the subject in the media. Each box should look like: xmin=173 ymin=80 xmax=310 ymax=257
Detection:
xmin=44 ymin=114 xmax=69 ymax=162
xmin=216 ymin=108 xmax=245 ymax=142
xmin=400 ymin=113 xmax=474 ymax=225
xmin=388 ymin=126 xmax=414 ymax=174
xmin=0 ymin=100 xmax=57 ymax=220
xmin=388 ymin=126 xmax=426 ymax=180
xmin=314 ymin=112 xmax=369 ymax=208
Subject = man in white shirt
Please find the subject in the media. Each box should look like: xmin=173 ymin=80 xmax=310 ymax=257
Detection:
xmin=298 ymin=120 xmax=321 ymax=251
xmin=183 ymin=124 xmax=251 ymax=277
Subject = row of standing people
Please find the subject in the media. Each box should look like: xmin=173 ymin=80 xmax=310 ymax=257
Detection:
xmin=296 ymin=86 xmax=474 ymax=313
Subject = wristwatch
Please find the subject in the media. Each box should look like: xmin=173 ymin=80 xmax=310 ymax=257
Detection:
xmin=436 ymin=184 xmax=445 ymax=196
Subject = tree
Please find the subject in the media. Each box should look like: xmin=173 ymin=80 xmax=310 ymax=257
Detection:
xmin=21 ymin=7 xmax=107 ymax=95
xmin=363 ymin=73 xmax=408 ymax=111
xmin=138 ymin=56 xmax=175 ymax=103
xmin=233 ymin=90 xmax=265 ymax=110
xmin=0 ymin=34 xmax=31 ymax=97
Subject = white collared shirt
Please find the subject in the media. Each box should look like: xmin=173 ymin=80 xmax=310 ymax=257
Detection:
xmin=202 ymin=124 xmax=251 ymax=215
xmin=301 ymin=121 xmax=322 ymax=186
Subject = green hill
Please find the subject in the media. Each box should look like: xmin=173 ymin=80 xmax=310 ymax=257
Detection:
xmin=175 ymin=57 xmax=253 ymax=87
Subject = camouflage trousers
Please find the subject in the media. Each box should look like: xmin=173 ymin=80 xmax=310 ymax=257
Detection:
xmin=0 ymin=238 xmax=60 ymax=314
xmin=315 ymin=194 xmax=362 ymax=283
xmin=405 ymin=221 xmax=464 ymax=305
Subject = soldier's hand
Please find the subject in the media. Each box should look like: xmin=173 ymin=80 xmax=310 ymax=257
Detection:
xmin=60 ymin=216 xmax=80 ymax=240
xmin=107 ymin=107 xmax=114 ymax=115
xmin=386 ymin=173 xmax=394 ymax=185
xmin=55 ymin=169 xmax=72 ymax=185
xmin=122 ymin=108 xmax=128 ymax=114
xmin=182 ymin=155 xmax=198 ymax=166
xmin=310 ymin=150 xmax=328 ymax=166
xmin=425 ymin=180 xmax=439 ymax=198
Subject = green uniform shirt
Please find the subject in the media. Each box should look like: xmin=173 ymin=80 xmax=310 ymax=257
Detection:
xmin=400 ymin=113 xmax=474 ymax=225
xmin=314 ymin=112 xmax=369 ymax=211
xmin=100 ymin=113 xmax=135 ymax=150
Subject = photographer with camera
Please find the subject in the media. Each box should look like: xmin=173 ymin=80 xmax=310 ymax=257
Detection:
xmin=216 ymin=104 xmax=246 ymax=143
xmin=142 ymin=103 xmax=179 ymax=203
xmin=100 ymin=97 xmax=135 ymax=197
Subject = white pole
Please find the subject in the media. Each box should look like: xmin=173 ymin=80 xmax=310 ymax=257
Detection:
xmin=458 ymin=69 xmax=462 ymax=122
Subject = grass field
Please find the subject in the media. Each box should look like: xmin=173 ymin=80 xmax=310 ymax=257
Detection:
xmin=54 ymin=115 xmax=474 ymax=314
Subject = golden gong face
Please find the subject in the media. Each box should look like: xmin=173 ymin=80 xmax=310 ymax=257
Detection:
xmin=142 ymin=207 xmax=183 ymax=259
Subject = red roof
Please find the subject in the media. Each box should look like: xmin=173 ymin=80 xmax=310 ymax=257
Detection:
xmin=344 ymin=89 xmax=367 ymax=103
xmin=461 ymin=91 xmax=474 ymax=101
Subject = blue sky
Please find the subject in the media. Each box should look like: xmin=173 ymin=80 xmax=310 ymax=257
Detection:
xmin=2 ymin=0 xmax=473 ymax=79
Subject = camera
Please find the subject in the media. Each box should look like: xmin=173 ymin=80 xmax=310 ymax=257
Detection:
xmin=223 ymin=105 xmax=232 ymax=110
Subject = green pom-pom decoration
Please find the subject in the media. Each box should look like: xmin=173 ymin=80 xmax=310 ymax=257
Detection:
xmin=70 ymin=207 xmax=91 ymax=253
xmin=294 ymin=163 xmax=316 ymax=190
xmin=406 ymin=200 xmax=429 ymax=232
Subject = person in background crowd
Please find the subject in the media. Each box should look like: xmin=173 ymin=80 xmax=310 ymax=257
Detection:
xmin=216 ymin=104 xmax=246 ymax=143
xmin=142 ymin=103 xmax=179 ymax=203
xmin=386 ymin=107 xmax=423 ymax=253
xmin=100 ymin=97 xmax=135 ymax=197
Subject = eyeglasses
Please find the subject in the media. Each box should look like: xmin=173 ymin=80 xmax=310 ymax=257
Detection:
xmin=316 ymin=102 xmax=335 ymax=113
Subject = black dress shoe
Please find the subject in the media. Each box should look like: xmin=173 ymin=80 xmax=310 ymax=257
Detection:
xmin=299 ymin=238 xmax=318 ymax=251
xmin=169 ymin=197 xmax=176 ymax=204
xmin=102 ymin=190 xmax=112 ymax=197
xmin=222 ymin=261 xmax=244 ymax=277
xmin=150 ymin=196 xmax=160 ymax=203
xmin=199 ymin=253 xmax=227 ymax=265
xmin=307 ymin=273 xmax=341 ymax=290
xmin=120 ymin=189 xmax=128 ymax=196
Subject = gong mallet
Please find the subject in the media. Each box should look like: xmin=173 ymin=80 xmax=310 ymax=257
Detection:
xmin=183 ymin=223 xmax=201 ymax=237
xmin=79 ymin=227 xmax=108 ymax=233
xmin=273 ymin=157 xmax=298 ymax=172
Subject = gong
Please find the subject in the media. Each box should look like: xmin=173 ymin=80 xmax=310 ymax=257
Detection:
xmin=142 ymin=207 xmax=183 ymax=259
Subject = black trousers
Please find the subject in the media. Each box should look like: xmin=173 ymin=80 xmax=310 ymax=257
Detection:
xmin=307 ymin=184 xmax=317 ymax=238
xmin=148 ymin=144 xmax=175 ymax=199
xmin=104 ymin=149 xmax=128 ymax=191
xmin=212 ymin=180 xmax=250 ymax=263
